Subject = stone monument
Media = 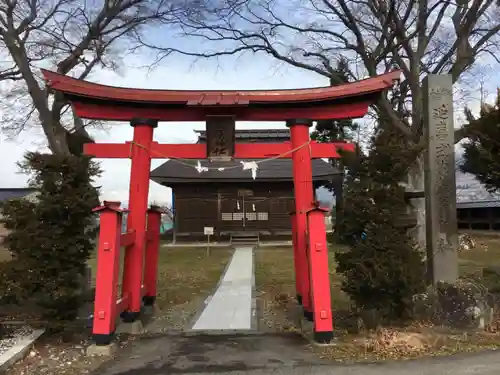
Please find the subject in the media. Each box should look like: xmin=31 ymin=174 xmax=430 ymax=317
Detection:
xmin=423 ymin=74 xmax=459 ymax=284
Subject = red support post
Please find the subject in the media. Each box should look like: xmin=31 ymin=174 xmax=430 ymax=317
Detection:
xmin=143 ymin=207 xmax=162 ymax=307
xmin=290 ymin=211 xmax=302 ymax=305
xmin=287 ymin=119 xmax=314 ymax=321
xmin=306 ymin=206 xmax=334 ymax=343
xmin=91 ymin=202 xmax=125 ymax=345
xmin=121 ymin=118 xmax=157 ymax=322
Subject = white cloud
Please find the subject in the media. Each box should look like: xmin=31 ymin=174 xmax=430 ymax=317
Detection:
xmin=1 ymin=52 xmax=328 ymax=205
xmin=5 ymin=50 xmax=494 ymax=205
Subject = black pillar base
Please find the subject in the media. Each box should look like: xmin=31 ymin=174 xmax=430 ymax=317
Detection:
xmin=120 ymin=310 xmax=140 ymax=323
xmin=313 ymin=331 xmax=334 ymax=344
xmin=130 ymin=118 xmax=158 ymax=128
xmin=93 ymin=332 xmax=115 ymax=346
xmin=303 ymin=309 xmax=314 ymax=322
xmin=142 ymin=295 xmax=156 ymax=306
xmin=296 ymin=294 xmax=302 ymax=305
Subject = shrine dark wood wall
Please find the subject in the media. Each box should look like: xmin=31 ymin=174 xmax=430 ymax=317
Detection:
xmin=171 ymin=182 xmax=307 ymax=242
xmin=457 ymin=201 xmax=500 ymax=231
xmin=151 ymin=129 xmax=343 ymax=242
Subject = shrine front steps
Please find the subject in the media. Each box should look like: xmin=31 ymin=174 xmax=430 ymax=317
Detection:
xmin=230 ymin=232 xmax=260 ymax=246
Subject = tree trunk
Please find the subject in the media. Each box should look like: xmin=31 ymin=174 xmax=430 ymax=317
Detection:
xmin=42 ymin=124 xmax=72 ymax=155
xmin=3 ymin=33 xmax=72 ymax=156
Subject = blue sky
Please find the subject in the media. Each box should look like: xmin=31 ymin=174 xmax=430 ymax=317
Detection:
xmin=0 ymin=25 xmax=497 ymax=206
xmin=0 ymin=50 xmax=329 ymax=205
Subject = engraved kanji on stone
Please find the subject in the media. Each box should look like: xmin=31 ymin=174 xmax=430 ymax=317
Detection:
xmin=423 ymin=74 xmax=458 ymax=284
xmin=432 ymin=104 xmax=450 ymax=120
xmin=435 ymin=143 xmax=452 ymax=158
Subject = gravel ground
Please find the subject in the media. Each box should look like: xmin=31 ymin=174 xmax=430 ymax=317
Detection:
xmin=145 ymin=298 xmax=204 ymax=334
xmin=0 ymin=324 xmax=34 ymax=356
xmin=4 ymin=299 xmax=210 ymax=375
xmin=7 ymin=333 xmax=135 ymax=375
xmin=256 ymin=290 xmax=300 ymax=333
xmin=5 ymin=301 xmax=205 ymax=375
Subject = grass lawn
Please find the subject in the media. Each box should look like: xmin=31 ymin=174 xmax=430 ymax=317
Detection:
xmin=255 ymin=235 xmax=500 ymax=322
xmin=0 ymin=245 xmax=232 ymax=327
xmin=254 ymin=245 xmax=349 ymax=313
xmin=255 ymin=234 xmax=500 ymax=362
xmin=88 ymin=245 xmax=233 ymax=310
xmin=87 ymin=245 xmax=233 ymax=331
xmin=2 ymin=243 xmax=232 ymax=311
xmin=150 ymin=246 xmax=232 ymax=309
xmin=254 ymin=244 xmax=352 ymax=334
xmin=458 ymin=235 xmax=500 ymax=276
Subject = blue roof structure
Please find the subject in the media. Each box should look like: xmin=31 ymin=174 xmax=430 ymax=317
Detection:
xmin=0 ymin=188 xmax=36 ymax=202
xmin=456 ymin=200 xmax=500 ymax=209
xmin=456 ymin=169 xmax=500 ymax=209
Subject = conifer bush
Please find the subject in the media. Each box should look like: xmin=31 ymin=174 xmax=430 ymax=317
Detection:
xmin=335 ymin=127 xmax=426 ymax=321
xmin=460 ymin=94 xmax=500 ymax=192
xmin=0 ymin=152 xmax=100 ymax=322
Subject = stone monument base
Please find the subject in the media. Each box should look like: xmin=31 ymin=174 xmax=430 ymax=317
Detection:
xmin=413 ymin=281 xmax=496 ymax=330
xmin=86 ymin=342 xmax=118 ymax=357
xmin=116 ymin=320 xmax=144 ymax=335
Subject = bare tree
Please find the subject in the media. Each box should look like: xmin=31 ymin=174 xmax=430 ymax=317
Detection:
xmin=149 ymin=201 xmax=174 ymax=231
xmin=0 ymin=0 xmax=212 ymax=155
xmin=146 ymin=0 xmax=500 ymax=140
xmin=141 ymin=0 xmax=500 ymax=244
xmin=160 ymin=202 xmax=174 ymax=222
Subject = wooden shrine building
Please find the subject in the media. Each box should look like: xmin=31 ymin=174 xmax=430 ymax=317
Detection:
xmin=151 ymin=129 xmax=343 ymax=242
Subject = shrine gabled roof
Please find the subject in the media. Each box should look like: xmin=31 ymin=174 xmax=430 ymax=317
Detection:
xmin=150 ymin=158 xmax=341 ymax=185
xmin=41 ymin=69 xmax=401 ymax=106
xmin=195 ymin=128 xmax=290 ymax=143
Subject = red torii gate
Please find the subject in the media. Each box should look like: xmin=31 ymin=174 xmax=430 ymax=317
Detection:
xmin=42 ymin=69 xmax=400 ymax=345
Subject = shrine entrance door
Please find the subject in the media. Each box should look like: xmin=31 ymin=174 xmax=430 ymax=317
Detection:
xmin=219 ymin=188 xmax=269 ymax=232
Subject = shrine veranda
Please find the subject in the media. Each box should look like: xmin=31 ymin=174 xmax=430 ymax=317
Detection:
xmin=42 ymin=69 xmax=401 ymax=345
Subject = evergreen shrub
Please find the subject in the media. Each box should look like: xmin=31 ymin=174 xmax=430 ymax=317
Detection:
xmin=335 ymin=127 xmax=426 ymax=321
xmin=0 ymin=152 xmax=100 ymax=323
xmin=460 ymin=94 xmax=500 ymax=192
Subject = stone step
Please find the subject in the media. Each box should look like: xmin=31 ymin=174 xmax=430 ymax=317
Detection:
xmin=231 ymin=238 xmax=259 ymax=243
xmin=230 ymin=234 xmax=259 ymax=245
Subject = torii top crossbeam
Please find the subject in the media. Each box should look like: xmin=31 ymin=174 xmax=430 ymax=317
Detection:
xmin=41 ymin=69 xmax=401 ymax=122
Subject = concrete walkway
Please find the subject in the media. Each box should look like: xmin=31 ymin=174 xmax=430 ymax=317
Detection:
xmin=191 ymin=246 xmax=254 ymax=331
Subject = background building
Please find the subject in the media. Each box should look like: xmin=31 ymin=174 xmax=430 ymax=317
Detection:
xmin=150 ymin=129 xmax=342 ymax=242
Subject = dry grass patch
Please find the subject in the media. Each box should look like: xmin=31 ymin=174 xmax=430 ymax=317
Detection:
xmin=315 ymin=325 xmax=500 ymax=363
xmin=88 ymin=246 xmax=232 ymax=309
xmin=254 ymin=246 xmax=349 ymax=332
xmin=144 ymin=246 xmax=233 ymax=332
xmin=255 ymin=238 xmax=500 ymax=362
xmin=1 ymin=245 xmax=232 ymax=325
xmin=154 ymin=247 xmax=232 ymax=308
xmin=88 ymin=245 xmax=233 ymax=331
xmin=459 ymin=235 xmax=500 ymax=276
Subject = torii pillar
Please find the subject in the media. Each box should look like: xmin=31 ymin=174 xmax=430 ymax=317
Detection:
xmin=121 ymin=118 xmax=157 ymax=323
xmin=287 ymin=119 xmax=314 ymax=320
